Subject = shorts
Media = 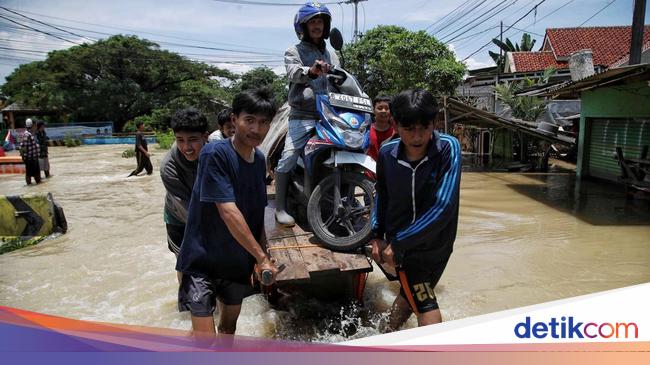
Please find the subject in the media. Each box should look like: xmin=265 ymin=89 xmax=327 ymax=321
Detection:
xmin=178 ymin=273 xmax=254 ymax=317
xmin=398 ymin=258 xmax=449 ymax=314
xmin=166 ymin=224 xmax=184 ymax=257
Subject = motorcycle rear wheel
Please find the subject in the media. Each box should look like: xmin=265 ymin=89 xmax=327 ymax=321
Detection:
xmin=307 ymin=172 xmax=374 ymax=251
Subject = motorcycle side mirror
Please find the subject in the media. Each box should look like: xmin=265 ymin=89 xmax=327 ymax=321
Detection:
xmin=329 ymin=28 xmax=344 ymax=51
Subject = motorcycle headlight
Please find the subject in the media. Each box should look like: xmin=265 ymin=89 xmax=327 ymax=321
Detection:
xmin=359 ymin=114 xmax=371 ymax=133
xmin=320 ymin=101 xmax=349 ymax=130
xmin=342 ymin=130 xmax=365 ymax=149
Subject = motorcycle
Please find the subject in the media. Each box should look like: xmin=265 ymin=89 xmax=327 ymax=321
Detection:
xmin=271 ymin=28 xmax=376 ymax=252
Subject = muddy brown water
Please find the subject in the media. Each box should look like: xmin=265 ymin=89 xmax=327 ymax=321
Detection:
xmin=1 ymin=144 xmax=648 ymax=342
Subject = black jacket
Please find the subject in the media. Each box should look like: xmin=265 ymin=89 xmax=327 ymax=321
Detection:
xmin=372 ymin=131 xmax=461 ymax=266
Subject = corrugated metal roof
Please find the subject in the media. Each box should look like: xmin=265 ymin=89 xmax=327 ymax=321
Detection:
xmin=445 ymin=98 xmax=576 ymax=147
xmin=0 ymin=102 xmax=41 ymax=112
xmin=535 ymin=64 xmax=650 ymax=97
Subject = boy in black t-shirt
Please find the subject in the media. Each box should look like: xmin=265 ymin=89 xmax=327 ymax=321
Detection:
xmin=176 ymin=89 xmax=279 ymax=336
xmin=128 ymin=122 xmax=153 ymax=176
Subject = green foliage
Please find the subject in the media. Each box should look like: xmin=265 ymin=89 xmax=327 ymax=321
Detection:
xmin=1 ymin=236 xmax=46 ymax=255
xmin=63 ymin=134 xmax=81 ymax=147
xmin=489 ymin=33 xmax=537 ymax=70
xmin=155 ymin=130 xmax=175 ymax=150
xmin=122 ymin=149 xmax=135 ymax=158
xmin=1 ymin=35 xmax=236 ymax=131
xmin=231 ymin=67 xmax=288 ymax=105
xmin=124 ymin=108 xmax=171 ymax=132
xmin=343 ymin=25 xmax=466 ymax=98
xmin=494 ymin=67 xmax=556 ymax=121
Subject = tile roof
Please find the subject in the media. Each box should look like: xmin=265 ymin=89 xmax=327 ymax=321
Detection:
xmin=509 ymin=51 xmax=567 ymax=72
xmin=542 ymin=25 xmax=650 ymax=66
xmin=609 ymin=39 xmax=650 ymax=68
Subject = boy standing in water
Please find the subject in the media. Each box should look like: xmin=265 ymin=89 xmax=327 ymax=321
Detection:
xmin=176 ymin=88 xmax=278 ymax=336
xmin=128 ymin=122 xmax=153 ymax=176
xmin=35 ymin=121 xmax=51 ymax=178
xmin=160 ymin=108 xmax=209 ymax=281
xmin=208 ymin=108 xmax=236 ymax=142
xmin=370 ymin=89 xmax=461 ymax=331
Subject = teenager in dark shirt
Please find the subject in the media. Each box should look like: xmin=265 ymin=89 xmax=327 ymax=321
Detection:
xmin=370 ymin=89 xmax=461 ymax=331
xmin=128 ymin=122 xmax=153 ymax=176
xmin=176 ymin=88 xmax=279 ymax=336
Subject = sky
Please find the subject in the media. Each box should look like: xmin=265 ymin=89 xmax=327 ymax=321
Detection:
xmin=0 ymin=0 xmax=649 ymax=84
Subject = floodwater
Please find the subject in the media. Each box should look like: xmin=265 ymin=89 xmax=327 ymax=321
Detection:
xmin=1 ymin=144 xmax=649 ymax=342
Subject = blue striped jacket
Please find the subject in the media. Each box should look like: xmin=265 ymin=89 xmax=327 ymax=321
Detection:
xmin=371 ymin=131 xmax=461 ymax=265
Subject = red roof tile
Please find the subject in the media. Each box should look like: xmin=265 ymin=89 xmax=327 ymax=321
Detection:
xmin=510 ymin=51 xmax=567 ymax=72
xmin=542 ymin=25 xmax=650 ymax=67
xmin=609 ymin=39 xmax=650 ymax=68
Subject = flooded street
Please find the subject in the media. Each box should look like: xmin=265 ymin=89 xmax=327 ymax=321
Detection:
xmin=1 ymin=144 xmax=649 ymax=342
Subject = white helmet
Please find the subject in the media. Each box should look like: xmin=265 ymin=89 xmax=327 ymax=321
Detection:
xmin=25 ymin=118 xmax=33 ymax=128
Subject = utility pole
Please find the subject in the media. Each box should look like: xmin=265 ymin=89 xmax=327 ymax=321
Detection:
xmin=629 ymin=0 xmax=646 ymax=65
xmin=345 ymin=0 xmax=367 ymax=42
xmin=495 ymin=21 xmax=503 ymax=113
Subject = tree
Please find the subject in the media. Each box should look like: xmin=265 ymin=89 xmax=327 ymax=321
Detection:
xmin=231 ymin=66 xmax=287 ymax=105
xmin=489 ymin=33 xmax=537 ymax=70
xmin=2 ymin=35 xmax=236 ymax=131
xmin=494 ymin=66 xmax=556 ymax=121
xmin=343 ymin=25 xmax=466 ymax=98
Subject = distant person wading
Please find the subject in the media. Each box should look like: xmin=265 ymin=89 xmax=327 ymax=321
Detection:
xmin=128 ymin=121 xmax=153 ymax=177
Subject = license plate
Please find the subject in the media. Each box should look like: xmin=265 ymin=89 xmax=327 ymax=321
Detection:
xmin=328 ymin=93 xmax=373 ymax=113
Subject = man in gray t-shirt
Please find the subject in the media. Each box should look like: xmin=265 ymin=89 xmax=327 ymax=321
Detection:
xmin=160 ymin=108 xmax=208 ymax=282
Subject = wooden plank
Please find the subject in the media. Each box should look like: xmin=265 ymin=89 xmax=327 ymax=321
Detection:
xmin=264 ymin=194 xmax=372 ymax=282
xmin=294 ymin=234 xmax=341 ymax=275
xmin=264 ymin=206 xmax=310 ymax=282
xmin=330 ymin=250 xmax=372 ymax=272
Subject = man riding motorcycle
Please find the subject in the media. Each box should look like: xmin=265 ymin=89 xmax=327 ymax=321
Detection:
xmin=275 ymin=1 xmax=340 ymax=227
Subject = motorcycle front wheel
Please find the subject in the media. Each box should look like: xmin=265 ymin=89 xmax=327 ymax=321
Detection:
xmin=307 ymin=172 xmax=375 ymax=251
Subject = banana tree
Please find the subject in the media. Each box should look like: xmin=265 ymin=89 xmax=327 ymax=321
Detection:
xmin=489 ymin=33 xmax=537 ymax=70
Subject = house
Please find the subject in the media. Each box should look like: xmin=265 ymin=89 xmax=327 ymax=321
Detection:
xmin=459 ymin=25 xmax=650 ymax=109
xmin=538 ymin=64 xmax=650 ymax=184
xmin=1 ymin=102 xmax=50 ymax=130
xmin=504 ymin=25 xmax=650 ymax=73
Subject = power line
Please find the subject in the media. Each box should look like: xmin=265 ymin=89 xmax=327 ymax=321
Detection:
xmin=0 ymin=6 xmax=281 ymax=54
xmin=441 ymin=0 xmax=517 ymax=43
xmin=0 ymin=13 xmax=283 ymax=57
xmin=425 ymin=0 xmax=480 ymax=32
xmin=448 ymin=0 xmax=547 ymax=51
xmin=451 ymin=25 xmax=500 ymax=44
xmin=508 ymin=25 xmax=543 ymax=37
xmin=578 ymin=0 xmax=618 ymax=27
xmin=0 ymin=6 xmax=95 ymax=42
xmin=431 ymin=0 xmax=489 ymax=35
xmin=0 ymin=14 xmax=79 ymax=45
xmin=211 ymin=0 xmax=342 ymax=6
xmin=462 ymin=0 xmax=546 ymax=61
xmin=508 ymin=0 xmax=575 ymax=38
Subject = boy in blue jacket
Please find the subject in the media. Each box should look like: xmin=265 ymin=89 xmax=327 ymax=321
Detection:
xmin=370 ymin=89 xmax=461 ymax=331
